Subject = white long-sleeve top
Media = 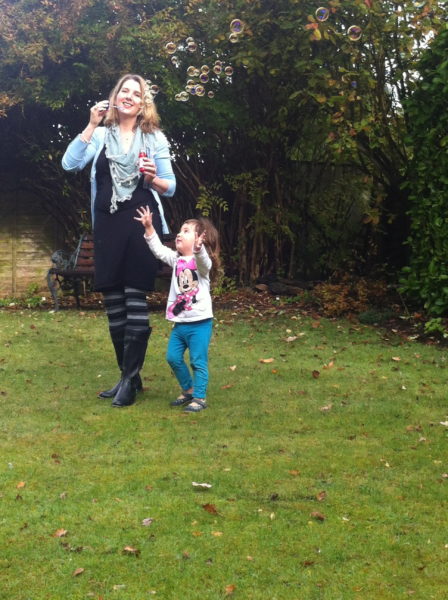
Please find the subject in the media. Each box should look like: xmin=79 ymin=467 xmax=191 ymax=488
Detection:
xmin=144 ymin=231 xmax=213 ymax=323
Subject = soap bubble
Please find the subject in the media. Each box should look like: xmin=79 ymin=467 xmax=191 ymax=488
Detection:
xmin=150 ymin=84 xmax=159 ymax=95
xmin=213 ymin=64 xmax=223 ymax=74
xmin=187 ymin=79 xmax=195 ymax=86
xmin=187 ymin=65 xmax=197 ymax=77
xmin=214 ymin=60 xmax=222 ymax=67
xmin=347 ymin=25 xmax=362 ymax=41
xmin=165 ymin=42 xmax=177 ymax=54
xmin=171 ymin=56 xmax=180 ymax=67
xmin=175 ymin=93 xmax=181 ymax=102
xmin=315 ymin=7 xmax=330 ymax=22
xmin=200 ymin=65 xmax=210 ymax=74
xmin=413 ymin=0 xmax=426 ymax=7
xmin=199 ymin=73 xmax=209 ymax=83
xmin=180 ymin=91 xmax=189 ymax=102
xmin=185 ymin=37 xmax=195 ymax=43
xmin=207 ymin=91 xmax=215 ymax=98
xmin=224 ymin=66 xmax=234 ymax=76
xmin=187 ymin=41 xmax=198 ymax=52
xmin=230 ymin=19 xmax=244 ymax=34
xmin=195 ymin=85 xmax=205 ymax=97
xmin=229 ymin=32 xmax=239 ymax=43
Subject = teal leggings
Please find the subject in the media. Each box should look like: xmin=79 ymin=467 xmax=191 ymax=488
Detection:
xmin=166 ymin=319 xmax=213 ymax=399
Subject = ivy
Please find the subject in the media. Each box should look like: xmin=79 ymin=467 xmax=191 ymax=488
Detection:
xmin=400 ymin=25 xmax=448 ymax=315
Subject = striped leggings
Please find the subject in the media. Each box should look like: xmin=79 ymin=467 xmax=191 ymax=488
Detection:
xmin=103 ymin=287 xmax=150 ymax=337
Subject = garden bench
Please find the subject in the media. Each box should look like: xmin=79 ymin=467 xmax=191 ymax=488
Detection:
xmin=47 ymin=233 xmax=175 ymax=311
xmin=47 ymin=233 xmax=95 ymax=311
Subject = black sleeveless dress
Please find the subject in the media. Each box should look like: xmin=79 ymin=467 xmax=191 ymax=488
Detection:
xmin=93 ymin=148 xmax=163 ymax=292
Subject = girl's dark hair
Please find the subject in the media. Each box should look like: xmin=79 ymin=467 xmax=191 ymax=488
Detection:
xmin=184 ymin=217 xmax=222 ymax=284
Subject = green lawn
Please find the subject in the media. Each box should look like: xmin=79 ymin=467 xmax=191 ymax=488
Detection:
xmin=0 ymin=307 xmax=447 ymax=599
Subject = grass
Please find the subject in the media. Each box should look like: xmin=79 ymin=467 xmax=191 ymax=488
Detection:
xmin=0 ymin=306 xmax=447 ymax=599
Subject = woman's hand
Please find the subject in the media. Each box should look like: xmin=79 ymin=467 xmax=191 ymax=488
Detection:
xmin=89 ymin=100 xmax=109 ymax=127
xmin=80 ymin=100 xmax=109 ymax=143
xmin=135 ymin=205 xmax=155 ymax=237
xmin=140 ymin=156 xmax=157 ymax=183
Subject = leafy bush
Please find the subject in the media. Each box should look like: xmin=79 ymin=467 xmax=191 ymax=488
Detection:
xmin=313 ymin=277 xmax=389 ymax=317
xmin=400 ymin=27 xmax=448 ymax=315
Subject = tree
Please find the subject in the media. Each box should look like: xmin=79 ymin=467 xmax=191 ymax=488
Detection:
xmin=0 ymin=0 xmax=446 ymax=285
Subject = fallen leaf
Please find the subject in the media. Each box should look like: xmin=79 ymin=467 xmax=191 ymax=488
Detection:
xmin=229 ymin=365 xmax=237 ymax=371
xmin=225 ymin=584 xmax=236 ymax=595
xmin=113 ymin=584 xmax=126 ymax=590
xmin=72 ymin=568 xmax=84 ymax=577
xmin=259 ymin=358 xmax=274 ymax=363
xmin=310 ymin=511 xmax=326 ymax=521
xmin=440 ymin=421 xmax=448 ymax=427
xmin=392 ymin=356 xmax=401 ymax=362
xmin=323 ymin=361 xmax=334 ymax=369
xmin=288 ymin=470 xmax=300 ymax=476
xmin=192 ymin=531 xmax=203 ymax=537
xmin=316 ymin=491 xmax=327 ymax=502
xmin=53 ymin=528 xmax=68 ymax=538
xmin=311 ymin=321 xmax=321 ymax=328
xmin=16 ymin=481 xmax=26 ymax=489
xmin=123 ymin=546 xmax=140 ymax=556
xmin=141 ymin=518 xmax=154 ymax=527
xmin=202 ymin=503 xmax=219 ymax=515
xmin=319 ymin=403 xmax=332 ymax=412
xmin=312 ymin=370 xmax=320 ymax=379
xmin=286 ymin=336 xmax=298 ymax=343
xmin=192 ymin=481 xmax=212 ymax=489
xmin=211 ymin=531 xmax=223 ymax=536
xmin=221 ymin=384 xmax=233 ymax=389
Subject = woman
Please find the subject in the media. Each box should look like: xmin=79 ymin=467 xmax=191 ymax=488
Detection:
xmin=62 ymin=74 xmax=176 ymax=407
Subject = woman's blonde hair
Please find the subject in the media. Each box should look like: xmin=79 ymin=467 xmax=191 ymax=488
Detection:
xmin=184 ymin=218 xmax=222 ymax=285
xmin=104 ymin=73 xmax=161 ymax=133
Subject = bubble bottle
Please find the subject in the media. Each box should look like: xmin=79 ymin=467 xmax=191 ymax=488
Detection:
xmin=139 ymin=150 xmax=146 ymax=173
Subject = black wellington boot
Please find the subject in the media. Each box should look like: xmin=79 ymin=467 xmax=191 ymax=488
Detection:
xmin=98 ymin=330 xmax=143 ymax=398
xmin=112 ymin=329 xmax=150 ymax=407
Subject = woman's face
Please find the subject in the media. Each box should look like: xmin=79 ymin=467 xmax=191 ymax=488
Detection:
xmin=115 ymin=79 xmax=143 ymax=117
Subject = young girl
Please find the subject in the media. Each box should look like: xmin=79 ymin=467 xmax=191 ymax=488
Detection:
xmin=135 ymin=206 xmax=220 ymax=412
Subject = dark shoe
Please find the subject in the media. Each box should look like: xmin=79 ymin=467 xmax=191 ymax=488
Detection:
xmin=170 ymin=392 xmax=193 ymax=407
xmin=112 ymin=378 xmax=137 ymax=407
xmin=98 ymin=374 xmax=142 ymax=399
xmin=112 ymin=329 xmax=150 ymax=408
xmin=183 ymin=399 xmax=208 ymax=413
xmin=98 ymin=328 xmax=125 ymax=398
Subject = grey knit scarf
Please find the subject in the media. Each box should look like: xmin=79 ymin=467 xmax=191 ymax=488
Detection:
xmin=104 ymin=124 xmax=146 ymax=213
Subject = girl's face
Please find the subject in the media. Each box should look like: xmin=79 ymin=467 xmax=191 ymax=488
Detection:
xmin=175 ymin=222 xmax=197 ymax=255
xmin=115 ymin=79 xmax=143 ymax=117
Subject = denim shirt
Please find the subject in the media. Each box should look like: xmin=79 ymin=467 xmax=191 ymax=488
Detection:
xmin=61 ymin=127 xmax=176 ymax=234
